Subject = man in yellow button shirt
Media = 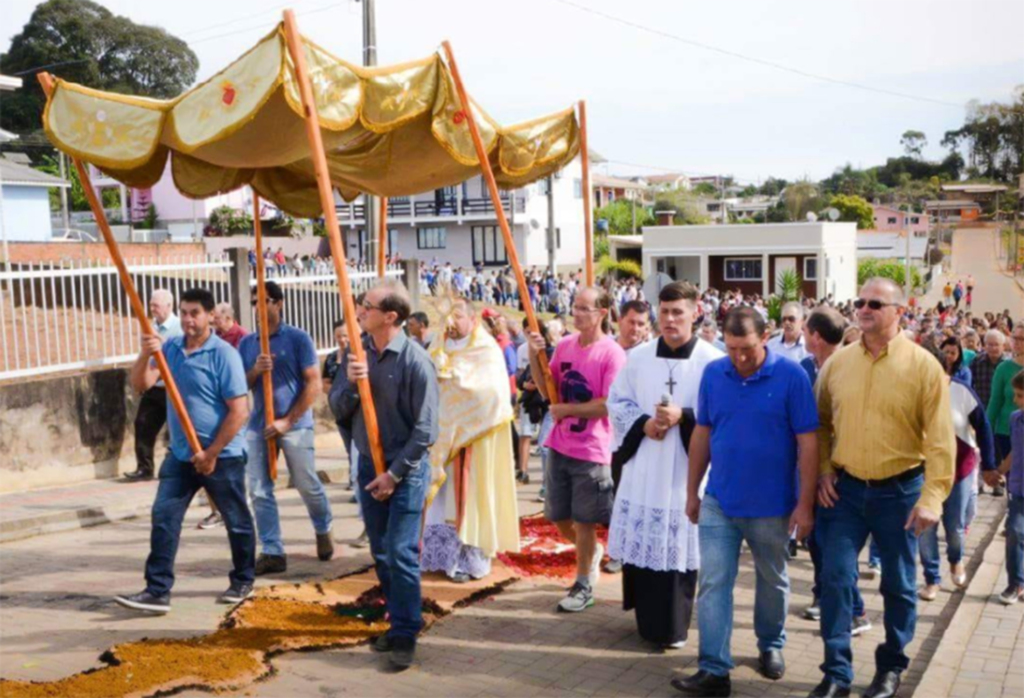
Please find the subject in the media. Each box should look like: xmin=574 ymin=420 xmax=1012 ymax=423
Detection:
xmin=809 ymin=277 xmax=954 ymax=698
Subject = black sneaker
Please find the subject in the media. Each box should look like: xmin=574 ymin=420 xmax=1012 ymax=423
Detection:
xmin=123 ymin=469 xmax=153 ymax=482
xmin=255 ymin=554 xmax=287 ymax=576
xmin=114 ymin=590 xmax=170 ymax=614
xmin=316 ymin=532 xmax=334 ymax=561
xmin=389 ymin=636 xmax=416 ymax=670
xmin=218 ymin=583 xmax=254 ymax=605
xmin=371 ymin=634 xmax=393 ymax=653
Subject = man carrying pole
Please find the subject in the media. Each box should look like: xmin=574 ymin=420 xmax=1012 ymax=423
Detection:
xmin=239 ymin=281 xmax=334 ymax=575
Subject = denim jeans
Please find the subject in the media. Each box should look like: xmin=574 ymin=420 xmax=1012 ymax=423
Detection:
xmin=145 ymin=454 xmax=255 ymax=596
xmin=809 ymin=518 xmax=865 ymax=617
xmin=818 ymin=471 xmax=922 ymax=687
xmin=919 ymin=474 xmax=972 ymax=585
xmin=246 ymin=428 xmax=333 ymax=556
xmin=359 ymin=453 xmax=429 ymax=640
xmin=697 ymin=494 xmax=791 ymax=677
xmin=1007 ymin=495 xmax=1024 ymax=588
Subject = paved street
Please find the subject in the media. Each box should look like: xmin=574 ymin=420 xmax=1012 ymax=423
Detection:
xmin=1 ymin=455 xmax=1019 ymax=698
xmin=920 ymin=226 xmax=1024 ymax=315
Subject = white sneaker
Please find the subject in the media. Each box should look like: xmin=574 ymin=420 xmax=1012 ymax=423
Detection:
xmin=557 ymin=582 xmax=594 ymax=613
xmin=664 ymin=640 xmax=687 ymax=649
xmin=588 ymin=543 xmax=604 ymax=588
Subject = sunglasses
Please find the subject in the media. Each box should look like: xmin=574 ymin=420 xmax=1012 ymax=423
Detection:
xmin=854 ymin=299 xmax=897 ymax=311
xmin=782 ymin=315 xmax=799 ymax=323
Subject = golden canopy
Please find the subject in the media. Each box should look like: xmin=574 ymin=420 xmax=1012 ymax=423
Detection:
xmin=41 ymin=23 xmax=581 ymax=217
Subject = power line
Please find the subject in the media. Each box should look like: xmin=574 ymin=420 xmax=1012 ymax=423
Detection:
xmin=551 ymin=0 xmax=965 ymax=109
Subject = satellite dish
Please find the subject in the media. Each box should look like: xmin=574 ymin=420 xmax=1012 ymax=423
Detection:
xmin=806 ymin=212 xmax=818 ymax=222
xmin=827 ymin=207 xmax=840 ymax=221
xmin=529 ymin=218 xmax=541 ymax=230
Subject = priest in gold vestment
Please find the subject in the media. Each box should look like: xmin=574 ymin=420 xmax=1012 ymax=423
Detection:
xmin=422 ymin=299 xmax=520 ymax=582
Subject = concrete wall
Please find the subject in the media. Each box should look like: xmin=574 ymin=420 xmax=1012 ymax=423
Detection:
xmin=1 ymin=185 xmax=52 ymax=242
xmin=0 ymin=367 xmax=342 ymax=494
xmin=7 ymin=241 xmax=205 ymax=263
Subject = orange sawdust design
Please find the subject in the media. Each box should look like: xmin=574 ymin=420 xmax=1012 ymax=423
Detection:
xmin=0 ymin=564 xmax=519 ymax=698
xmin=498 ymin=514 xmax=609 ymax=579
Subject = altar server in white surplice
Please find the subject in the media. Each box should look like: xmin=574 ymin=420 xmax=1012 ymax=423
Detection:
xmin=607 ymin=281 xmax=723 ymax=649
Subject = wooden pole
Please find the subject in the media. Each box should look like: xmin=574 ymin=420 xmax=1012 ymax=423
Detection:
xmin=283 ymin=10 xmax=387 ymax=476
xmin=252 ymin=194 xmax=278 ymax=480
xmin=38 ymin=72 xmax=202 ymax=456
xmin=579 ymin=100 xmax=594 ymax=287
xmin=377 ymin=197 xmax=388 ymax=279
xmin=440 ymin=41 xmax=558 ymax=403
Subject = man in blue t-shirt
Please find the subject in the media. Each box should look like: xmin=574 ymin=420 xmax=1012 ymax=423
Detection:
xmin=239 ymin=281 xmax=333 ymax=575
xmin=115 ymin=288 xmax=254 ymax=614
xmin=672 ymin=307 xmax=819 ymax=697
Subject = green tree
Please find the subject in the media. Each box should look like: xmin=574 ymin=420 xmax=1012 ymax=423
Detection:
xmin=692 ymin=182 xmax=718 ymax=196
xmin=36 ymin=153 xmax=118 ymax=211
xmin=0 ymin=0 xmax=199 ymax=136
xmin=857 ymin=259 xmax=921 ymax=289
xmin=827 ymin=193 xmax=875 ymax=229
xmin=759 ymin=177 xmax=789 ymax=197
xmin=782 ymin=180 xmax=821 ymax=222
xmin=594 ymin=199 xmax=654 ymax=235
xmin=900 ymin=130 xmax=927 ymax=158
xmin=941 ymin=86 xmax=1024 ymax=184
xmin=653 ymin=190 xmax=710 ymax=225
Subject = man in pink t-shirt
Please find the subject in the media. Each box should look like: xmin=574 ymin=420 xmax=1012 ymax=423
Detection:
xmin=528 ymin=286 xmax=627 ymax=613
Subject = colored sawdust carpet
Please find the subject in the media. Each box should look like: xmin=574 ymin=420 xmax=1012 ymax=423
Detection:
xmin=498 ymin=514 xmax=608 ymax=579
xmin=0 ymin=565 xmax=518 ymax=698
xmin=0 ymin=515 xmax=581 ymax=698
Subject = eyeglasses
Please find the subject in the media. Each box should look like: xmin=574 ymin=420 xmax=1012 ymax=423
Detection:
xmin=854 ymin=299 xmax=897 ymax=311
xmin=361 ymin=300 xmax=382 ymax=311
xmin=782 ymin=315 xmax=799 ymax=323
xmin=572 ymin=306 xmax=598 ymax=314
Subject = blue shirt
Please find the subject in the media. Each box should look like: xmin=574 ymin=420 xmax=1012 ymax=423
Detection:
xmin=239 ymin=323 xmax=319 ymax=433
xmin=697 ymin=349 xmax=820 ymax=518
xmin=800 ymin=355 xmax=818 ymax=386
xmin=1010 ymin=410 xmax=1023 ymax=498
xmin=162 ymin=332 xmax=248 ymax=462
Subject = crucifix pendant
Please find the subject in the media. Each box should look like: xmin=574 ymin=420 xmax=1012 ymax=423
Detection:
xmin=666 ymin=374 xmax=677 ymax=395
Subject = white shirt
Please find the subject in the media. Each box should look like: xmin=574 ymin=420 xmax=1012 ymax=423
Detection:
xmin=767 ymin=333 xmax=810 ymax=364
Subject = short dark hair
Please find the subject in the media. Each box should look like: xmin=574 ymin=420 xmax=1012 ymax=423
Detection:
xmin=332 ymin=319 xmax=346 ymax=330
xmin=378 ymin=281 xmax=412 ymax=324
xmin=926 ymin=345 xmax=948 ymax=373
xmin=659 ymin=281 xmax=699 ymax=304
xmin=620 ymin=300 xmax=650 ymax=318
xmin=180 ymin=287 xmax=215 ymax=312
xmin=1012 ymin=369 xmax=1024 ymax=392
xmin=409 ymin=311 xmax=429 ymax=327
xmin=264 ymin=281 xmax=284 ymax=302
xmin=806 ymin=308 xmax=846 ymax=346
xmin=723 ymin=306 xmax=766 ymax=338
xmin=940 ymin=336 xmax=964 ymax=375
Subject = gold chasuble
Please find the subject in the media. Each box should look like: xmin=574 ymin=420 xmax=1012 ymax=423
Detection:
xmin=427 ymin=324 xmax=520 ymax=557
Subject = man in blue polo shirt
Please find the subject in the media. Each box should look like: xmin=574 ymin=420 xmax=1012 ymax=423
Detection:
xmin=239 ymin=281 xmax=333 ymax=575
xmin=672 ymin=306 xmax=819 ymax=698
xmin=115 ymin=287 xmax=254 ymax=614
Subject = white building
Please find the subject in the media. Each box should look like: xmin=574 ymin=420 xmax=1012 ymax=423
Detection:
xmin=335 ymin=155 xmax=588 ymax=271
xmin=0 ymin=155 xmax=70 ymax=242
xmin=609 ymin=221 xmax=858 ymax=301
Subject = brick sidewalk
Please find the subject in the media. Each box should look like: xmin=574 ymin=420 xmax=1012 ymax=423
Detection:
xmin=0 ymin=460 xmax=1016 ymax=697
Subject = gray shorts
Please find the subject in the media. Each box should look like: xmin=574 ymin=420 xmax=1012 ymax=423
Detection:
xmin=544 ymin=450 xmax=614 ymax=525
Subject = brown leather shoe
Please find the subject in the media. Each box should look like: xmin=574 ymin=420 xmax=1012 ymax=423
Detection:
xmin=316 ymin=532 xmax=334 ymax=561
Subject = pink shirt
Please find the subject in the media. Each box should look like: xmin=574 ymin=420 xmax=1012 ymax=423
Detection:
xmin=544 ymin=333 xmax=627 ymax=465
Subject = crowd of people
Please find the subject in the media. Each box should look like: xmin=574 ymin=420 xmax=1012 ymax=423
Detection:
xmin=109 ymin=268 xmax=1022 ymax=696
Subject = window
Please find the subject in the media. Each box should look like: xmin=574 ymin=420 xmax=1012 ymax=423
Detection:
xmin=607 ymin=190 xmax=616 ymax=203
xmin=537 ymin=179 xmax=550 ymax=196
xmin=910 ymin=217 xmax=920 ymax=224
xmin=887 ymin=217 xmax=898 ymax=225
xmin=574 ymin=178 xmax=583 ymax=199
xmin=724 ymin=258 xmax=762 ymax=281
xmin=471 ymin=225 xmax=508 ymax=266
xmin=804 ymin=257 xmax=818 ymax=280
xmin=417 ymin=227 xmax=446 ymax=249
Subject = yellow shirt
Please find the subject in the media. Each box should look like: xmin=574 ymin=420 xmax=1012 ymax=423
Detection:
xmin=815 ymin=332 xmax=955 ymax=515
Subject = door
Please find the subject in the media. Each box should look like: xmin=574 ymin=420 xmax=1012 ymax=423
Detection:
xmin=774 ymin=256 xmax=797 ymax=292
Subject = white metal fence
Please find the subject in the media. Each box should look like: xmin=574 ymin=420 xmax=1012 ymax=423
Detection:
xmin=0 ymin=256 xmax=403 ymax=382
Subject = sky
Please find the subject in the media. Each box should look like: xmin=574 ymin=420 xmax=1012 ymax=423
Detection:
xmin=2 ymin=0 xmax=1022 ymax=184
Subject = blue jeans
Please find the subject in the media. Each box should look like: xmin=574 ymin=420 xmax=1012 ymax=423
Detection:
xmin=1008 ymin=495 xmax=1024 ymax=587
xmin=919 ymin=474 xmax=972 ymax=585
xmin=697 ymin=495 xmax=790 ymax=677
xmin=145 ymin=454 xmax=255 ymax=596
xmin=359 ymin=454 xmax=429 ymax=640
xmin=809 ymin=517 xmax=865 ymax=617
xmin=246 ymin=428 xmax=333 ymax=556
xmin=818 ymin=471 xmax=922 ymax=687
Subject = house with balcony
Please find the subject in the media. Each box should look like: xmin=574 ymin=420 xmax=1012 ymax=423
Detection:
xmin=593 ymin=174 xmax=647 ymax=208
xmin=335 ymin=154 xmax=587 ymax=270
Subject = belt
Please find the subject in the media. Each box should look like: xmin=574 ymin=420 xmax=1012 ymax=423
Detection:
xmin=838 ymin=465 xmax=924 ymax=488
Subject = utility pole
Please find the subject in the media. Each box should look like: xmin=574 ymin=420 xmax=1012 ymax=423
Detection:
xmin=58 ymin=152 xmax=70 ymax=233
xmin=904 ymin=207 xmax=913 ymax=299
xmin=546 ymin=175 xmax=556 ymax=280
xmin=361 ymin=0 xmax=378 ymax=268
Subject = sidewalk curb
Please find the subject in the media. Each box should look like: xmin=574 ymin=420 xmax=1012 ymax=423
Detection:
xmin=0 ymin=465 xmax=349 ymax=544
xmin=912 ymin=497 xmax=1008 ymax=698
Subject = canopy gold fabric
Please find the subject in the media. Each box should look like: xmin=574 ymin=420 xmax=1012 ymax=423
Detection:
xmin=42 ymin=24 xmax=581 ymax=217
